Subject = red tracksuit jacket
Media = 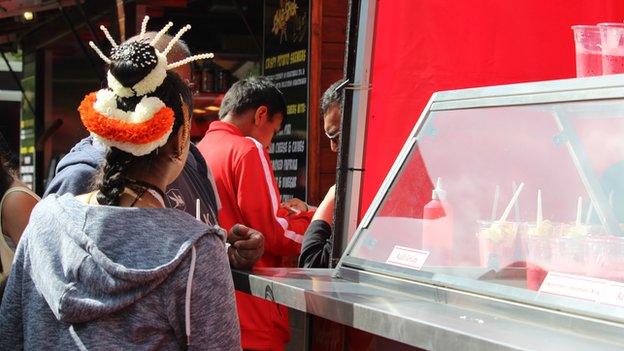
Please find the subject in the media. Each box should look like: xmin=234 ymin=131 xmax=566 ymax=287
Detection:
xmin=197 ymin=121 xmax=303 ymax=350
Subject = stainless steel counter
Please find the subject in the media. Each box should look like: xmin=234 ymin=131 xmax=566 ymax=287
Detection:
xmin=233 ymin=268 xmax=624 ymax=351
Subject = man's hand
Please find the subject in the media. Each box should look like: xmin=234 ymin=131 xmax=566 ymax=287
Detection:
xmin=227 ymin=224 xmax=265 ymax=270
xmin=280 ymin=197 xmax=309 ymax=214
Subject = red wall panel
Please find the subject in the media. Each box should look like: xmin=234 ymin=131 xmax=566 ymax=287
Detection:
xmin=360 ymin=0 xmax=624 ymax=217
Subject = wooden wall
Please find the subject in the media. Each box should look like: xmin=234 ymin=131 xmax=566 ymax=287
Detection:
xmin=308 ymin=0 xmax=348 ymax=205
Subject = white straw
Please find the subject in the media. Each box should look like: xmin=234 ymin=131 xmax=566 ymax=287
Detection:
xmin=585 ymin=201 xmax=594 ymax=225
xmin=575 ymin=196 xmax=583 ymax=227
xmin=512 ymin=181 xmax=521 ymax=221
xmin=499 ymin=182 xmax=524 ymax=222
xmin=490 ymin=185 xmax=500 ymax=221
xmin=536 ymin=189 xmax=542 ymax=226
xmin=196 ymin=199 xmax=201 ymax=221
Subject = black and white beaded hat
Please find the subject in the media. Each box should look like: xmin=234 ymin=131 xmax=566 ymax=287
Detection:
xmin=78 ymin=16 xmax=214 ymax=156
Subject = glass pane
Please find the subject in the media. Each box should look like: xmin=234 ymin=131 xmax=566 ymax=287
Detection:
xmin=348 ymin=99 xmax=624 ymax=321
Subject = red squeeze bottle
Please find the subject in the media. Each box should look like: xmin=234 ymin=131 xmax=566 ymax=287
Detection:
xmin=422 ymin=178 xmax=454 ymax=266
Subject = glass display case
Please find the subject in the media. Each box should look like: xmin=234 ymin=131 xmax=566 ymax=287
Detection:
xmin=337 ymin=75 xmax=624 ymax=326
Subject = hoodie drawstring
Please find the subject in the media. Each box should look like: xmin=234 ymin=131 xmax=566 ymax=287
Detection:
xmin=185 ymin=245 xmax=197 ymax=346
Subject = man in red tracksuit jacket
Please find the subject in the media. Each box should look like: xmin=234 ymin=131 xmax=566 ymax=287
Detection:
xmin=197 ymin=77 xmax=307 ymax=350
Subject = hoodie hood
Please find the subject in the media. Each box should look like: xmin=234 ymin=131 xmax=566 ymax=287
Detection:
xmin=27 ymin=193 xmax=224 ymax=324
xmin=56 ymin=136 xmax=105 ymax=174
xmin=43 ymin=136 xmax=106 ymax=197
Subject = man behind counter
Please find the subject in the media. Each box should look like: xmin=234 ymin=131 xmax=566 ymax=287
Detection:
xmin=44 ymin=32 xmax=264 ymax=270
xmin=298 ymin=79 xmax=347 ymax=268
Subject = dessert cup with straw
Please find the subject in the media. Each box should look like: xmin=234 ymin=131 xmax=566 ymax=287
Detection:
xmin=549 ymin=197 xmax=603 ymax=277
xmin=584 ymin=235 xmax=624 ymax=281
xmin=477 ymin=183 xmax=524 ymax=271
xmin=523 ymin=189 xmax=557 ymax=290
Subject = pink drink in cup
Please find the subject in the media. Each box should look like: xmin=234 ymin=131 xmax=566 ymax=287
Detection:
xmin=572 ymin=25 xmax=602 ymax=77
xmin=526 ymin=239 xmax=549 ymax=291
xmin=598 ymin=23 xmax=624 ymax=75
xmin=524 ymin=222 xmax=556 ymax=290
xmin=577 ymin=51 xmax=603 ymax=76
xmin=603 ymin=54 xmax=624 ymax=74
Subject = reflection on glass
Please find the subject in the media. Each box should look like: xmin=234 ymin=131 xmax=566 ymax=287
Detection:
xmin=349 ymin=100 xmax=624 ymax=320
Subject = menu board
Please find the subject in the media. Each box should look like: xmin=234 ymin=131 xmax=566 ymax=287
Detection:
xmin=263 ymin=0 xmax=309 ymax=201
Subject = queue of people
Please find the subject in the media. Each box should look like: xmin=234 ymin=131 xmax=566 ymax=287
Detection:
xmin=0 ymin=16 xmax=345 ymax=350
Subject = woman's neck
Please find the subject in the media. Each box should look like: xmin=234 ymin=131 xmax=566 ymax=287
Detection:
xmin=124 ymin=164 xmax=171 ymax=195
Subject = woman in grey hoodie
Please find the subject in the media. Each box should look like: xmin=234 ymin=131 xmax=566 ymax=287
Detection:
xmin=0 ymin=19 xmax=240 ymax=350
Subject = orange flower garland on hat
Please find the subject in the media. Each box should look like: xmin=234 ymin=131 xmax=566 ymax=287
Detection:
xmin=78 ymin=92 xmax=174 ymax=145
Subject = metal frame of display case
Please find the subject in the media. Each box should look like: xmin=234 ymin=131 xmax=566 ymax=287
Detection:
xmin=333 ymin=74 xmax=624 ymax=335
xmin=331 ymin=0 xmax=376 ymax=266
xmin=234 ymin=266 xmax=624 ymax=350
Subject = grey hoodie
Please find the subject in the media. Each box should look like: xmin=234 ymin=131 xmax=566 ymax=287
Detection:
xmin=0 ymin=194 xmax=241 ymax=350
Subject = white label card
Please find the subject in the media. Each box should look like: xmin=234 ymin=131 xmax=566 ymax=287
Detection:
xmin=539 ymin=272 xmax=624 ymax=308
xmin=386 ymin=246 xmax=429 ymax=270
xmin=539 ymin=272 xmax=603 ymax=301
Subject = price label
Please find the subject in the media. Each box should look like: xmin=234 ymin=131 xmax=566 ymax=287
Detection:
xmin=539 ymin=272 xmax=624 ymax=308
xmin=539 ymin=272 xmax=604 ymax=301
xmin=386 ymin=246 xmax=429 ymax=270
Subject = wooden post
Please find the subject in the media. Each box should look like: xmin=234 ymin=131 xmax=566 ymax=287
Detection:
xmin=308 ymin=0 xmax=348 ymax=206
xmin=308 ymin=0 xmax=323 ymax=205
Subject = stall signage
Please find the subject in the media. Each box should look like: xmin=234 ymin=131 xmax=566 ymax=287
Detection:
xmin=540 ymin=272 xmax=624 ymax=307
xmin=19 ymin=74 xmax=35 ymax=190
xmin=263 ymin=0 xmax=309 ymax=201
xmin=386 ymin=246 xmax=429 ymax=270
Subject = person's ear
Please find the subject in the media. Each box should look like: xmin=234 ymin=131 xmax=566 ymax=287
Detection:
xmin=172 ymin=98 xmax=191 ymax=160
xmin=254 ymin=106 xmax=269 ymax=126
xmin=169 ymin=128 xmax=184 ymax=161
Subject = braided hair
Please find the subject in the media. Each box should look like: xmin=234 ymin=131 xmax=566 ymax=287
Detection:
xmin=94 ymin=41 xmax=192 ymax=206
xmin=95 ymin=149 xmax=134 ymax=206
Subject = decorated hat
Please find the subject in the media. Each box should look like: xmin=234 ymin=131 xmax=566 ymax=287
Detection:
xmin=78 ymin=16 xmax=213 ymax=156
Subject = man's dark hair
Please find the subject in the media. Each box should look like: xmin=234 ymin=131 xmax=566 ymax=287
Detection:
xmin=321 ymin=80 xmax=347 ymax=116
xmin=219 ymin=76 xmax=286 ymax=119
